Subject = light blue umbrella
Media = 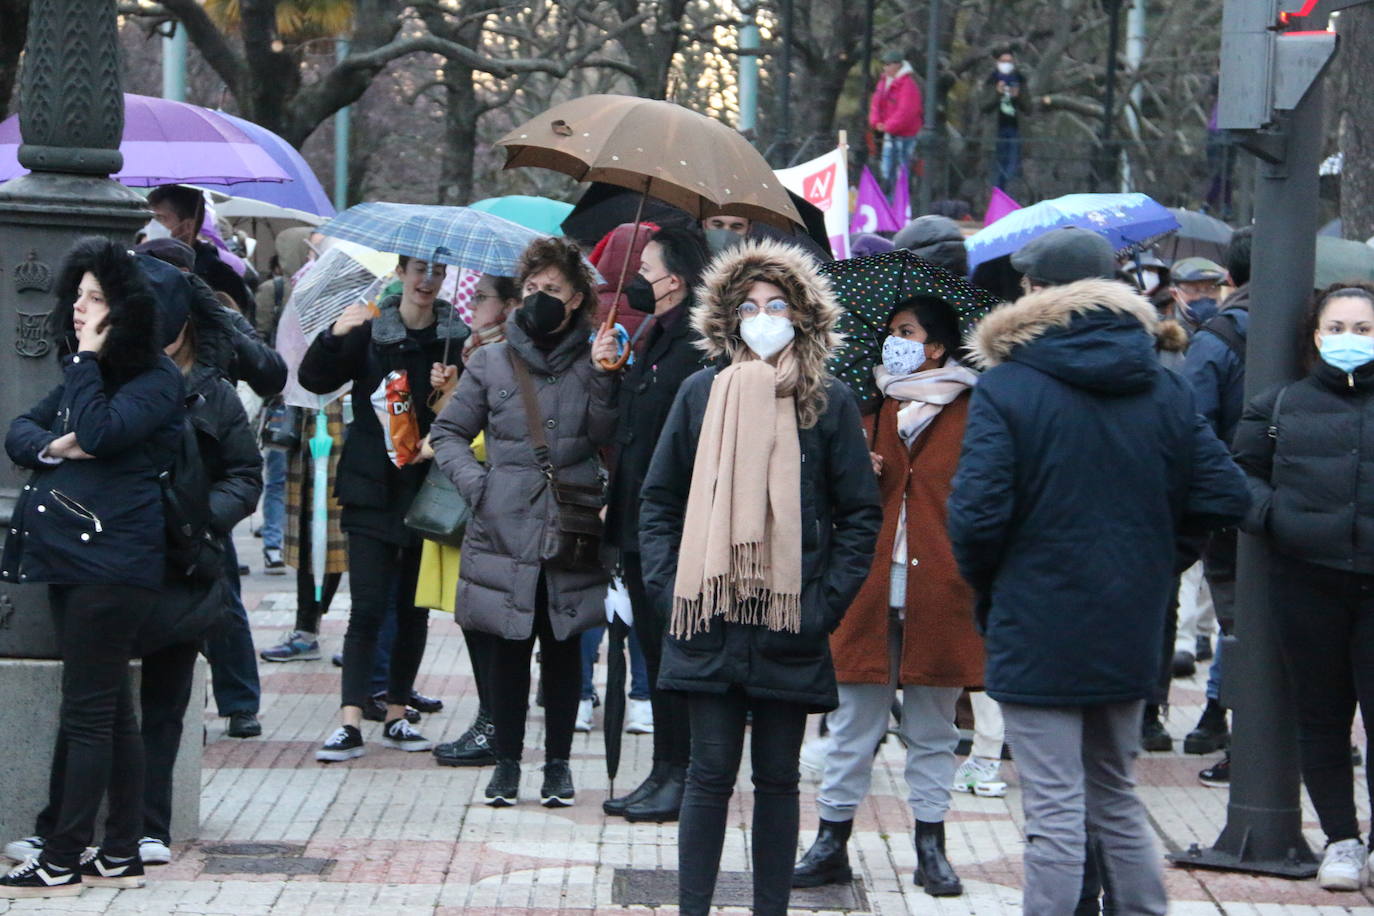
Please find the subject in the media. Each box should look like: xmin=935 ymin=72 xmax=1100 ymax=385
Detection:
xmin=966 ymin=192 xmax=1179 ymax=273
xmin=470 ymin=195 xmax=574 ymax=236
xmin=309 ymin=412 xmax=332 ymax=601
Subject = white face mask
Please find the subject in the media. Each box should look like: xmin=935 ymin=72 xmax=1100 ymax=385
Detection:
xmin=997 ymin=61 xmax=1015 ymax=75
xmin=882 ymin=336 xmax=926 ymax=377
xmin=739 ymin=313 xmax=795 ymax=361
xmin=141 ymin=218 xmax=172 ymax=241
xmin=1138 ymin=269 xmax=1161 ymax=295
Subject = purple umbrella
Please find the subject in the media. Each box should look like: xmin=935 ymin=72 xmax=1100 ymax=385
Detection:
xmin=213 ymin=111 xmax=335 ymax=217
xmin=0 ymin=93 xmax=289 ymax=186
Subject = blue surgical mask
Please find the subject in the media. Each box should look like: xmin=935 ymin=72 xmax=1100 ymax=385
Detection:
xmin=882 ymin=336 xmax=926 ymax=377
xmin=1319 ymin=332 xmax=1374 ymax=374
xmin=1184 ymin=296 xmax=1219 ymax=325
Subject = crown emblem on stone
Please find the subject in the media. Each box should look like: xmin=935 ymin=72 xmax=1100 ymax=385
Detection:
xmin=14 ymin=251 xmax=52 ymax=294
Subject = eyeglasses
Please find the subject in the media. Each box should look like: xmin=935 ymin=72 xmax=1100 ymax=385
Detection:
xmin=737 ymin=299 xmax=789 ymax=318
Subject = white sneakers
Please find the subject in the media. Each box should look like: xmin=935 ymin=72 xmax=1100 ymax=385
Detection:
xmin=952 ymin=756 xmax=1008 ymax=798
xmin=1318 ymin=838 xmax=1366 ymax=890
xmin=626 ymin=698 xmax=655 ymax=734
xmin=575 ymin=698 xmax=594 ymax=733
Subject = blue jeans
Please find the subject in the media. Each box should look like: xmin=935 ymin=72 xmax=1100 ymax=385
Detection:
xmin=260 ymin=448 xmax=287 ymax=551
xmin=881 ymin=133 xmax=917 ymax=189
xmin=205 ymin=538 xmax=262 ymax=716
xmin=995 ymin=124 xmax=1022 ymax=188
xmin=580 ymin=626 xmax=650 ymax=700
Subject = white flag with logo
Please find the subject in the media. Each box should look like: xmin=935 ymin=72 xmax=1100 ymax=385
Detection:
xmin=775 ymin=147 xmax=851 ymax=260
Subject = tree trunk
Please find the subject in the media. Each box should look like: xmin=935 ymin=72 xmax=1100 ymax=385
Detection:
xmin=439 ymin=64 xmax=479 ymax=205
xmin=1337 ymin=5 xmax=1374 ymax=242
xmin=0 ymin=0 xmax=29 ymax=122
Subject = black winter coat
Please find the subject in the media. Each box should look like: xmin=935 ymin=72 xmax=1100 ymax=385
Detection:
xmin=194 ymin=241 xmax=255 ymax=324
xmin=639 ymin=370 xmax=882 ymax=713
xmin=298 ymin=297 xmax=466 ymax=544
xmin=1233 ymin=359 xmax=1374 ymax=574
xmin=948 ymin=279 xmax=1250 ymax=707
xmin=605 ymin=300 xmax=712 ymax=552
xmin=3 ymin=353 xmax=185 ymax=590
xmin=184 ymin=273 xmax=286 ymax=397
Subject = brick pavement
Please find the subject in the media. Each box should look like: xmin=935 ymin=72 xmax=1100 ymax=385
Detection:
xmin=3 ymin=534 xmax=1373 ymax=914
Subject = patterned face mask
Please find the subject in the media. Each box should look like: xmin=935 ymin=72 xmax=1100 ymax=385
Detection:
xmin=882 ymin=335 xmax=926 ymax=377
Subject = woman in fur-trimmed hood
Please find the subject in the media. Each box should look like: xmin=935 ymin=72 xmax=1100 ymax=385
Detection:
xmin=639 ymin=238 xmax=881 ymax=916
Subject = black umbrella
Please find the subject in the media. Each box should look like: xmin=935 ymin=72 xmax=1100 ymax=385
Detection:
xmin=821 ymin=249 xmax=1003 ymax=412
xmin=602 ymin=616 xmax=631 ymax=788
xmin=1161 ymin=208 xmax=1233 ymax=264
xmin=561 ymin=181 xmax=832 ymax=260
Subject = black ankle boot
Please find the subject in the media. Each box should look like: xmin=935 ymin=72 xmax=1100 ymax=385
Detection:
xmin=1183 ymin=698 xmax=1229 ymax=755
xmin=913 ymin=820 xmax=963 ymax=896
xmin=623 ymin=765 xmax=686 ymax=823
xmin=603 ymin=761 xmax=669 ymax=817
xmin=792 ymin=818 xmax=854 ymax=888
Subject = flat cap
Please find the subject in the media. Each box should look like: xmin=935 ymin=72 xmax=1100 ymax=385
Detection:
xmin=1010 ymin=227 xmax=1117 ymax=285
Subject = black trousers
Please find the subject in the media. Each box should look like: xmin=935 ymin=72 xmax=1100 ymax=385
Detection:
xmin=462 ymin=626 xmax=497 ymax=713
xmin=43 ymin=585 xmax=155 ymax=867
xmin=1271 ymin=552 xmax=1374 ymax=844
xmin=623 ymin=551 xmax=690 ymax=767
xmin=488 ymin=575 xmax=580 ymax=762
xmin=295 ymin=570 xmax=342 ymax=635
xmin=678 ymin=687 xmax=808 ymax=916
xmin=341 ymin=533 xmax=428 ymax=709
xmin=1149 ymin=578 xmax=1180 ymax=708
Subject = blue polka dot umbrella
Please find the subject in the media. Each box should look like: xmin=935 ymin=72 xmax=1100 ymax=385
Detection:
xmin=821 ymin=249 xmax=1003 ymax=412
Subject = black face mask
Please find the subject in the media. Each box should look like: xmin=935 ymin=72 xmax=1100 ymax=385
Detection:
xmin=516 ymin=290 xmax=569 ymax=338
xmin=624 ymin=275 xmax=659 ymax=314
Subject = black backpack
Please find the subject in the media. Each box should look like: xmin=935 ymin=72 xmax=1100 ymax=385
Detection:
xmin=157 ymin=401 xmax=223 ymax=584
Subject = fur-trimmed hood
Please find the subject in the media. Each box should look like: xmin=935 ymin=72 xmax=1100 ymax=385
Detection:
xmin=967 ymin=278 xmax=1161 ymax=395
xmin=50 ymin=237 xmax=163 ymax=381
xmin=692 ymin=238 xmax=842 ymax=373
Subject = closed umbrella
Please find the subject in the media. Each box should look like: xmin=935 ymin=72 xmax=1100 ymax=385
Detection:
xmin=602 ymin=577 xmax=633 ymax=787
xmin=0 ymin=93 xmax=290 ymax=186
xmin=965 ymin=192 xmax=1179 ymax=274
xmin=308 ymin=412 xmax=332 ymax=601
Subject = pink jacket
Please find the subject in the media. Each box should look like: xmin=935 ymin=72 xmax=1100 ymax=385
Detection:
xmin=869 ymin=63 xmax=924 ymax=138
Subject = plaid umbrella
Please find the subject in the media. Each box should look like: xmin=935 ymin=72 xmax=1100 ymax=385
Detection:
xmin=821 ymin=250 xmax=1003 ymax=412
xmin=320 ymin=202 xmax=600 ymax=278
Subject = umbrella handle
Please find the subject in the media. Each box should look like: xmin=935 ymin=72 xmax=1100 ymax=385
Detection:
xmin=596 ymin=185 xmax=649 ymax=372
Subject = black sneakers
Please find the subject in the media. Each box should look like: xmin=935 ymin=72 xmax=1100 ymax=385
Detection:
xmin=79 ymin=849 xmax=145 ymax=888
xmin=1199 ymin=753 xmax=1231 ymax=788
xmin=541 ymin=759 xmax=575 ymax=808
xmin=1140 ymin=706 xmax=1172 ymax=752
xmin=1183 ymin=699 xmax=1230 ymax=755
xmin=485 ymin=759 xmax=521 ymax=807
xmin=317 ymin=724 xmax=365 ymax=762
xmin=380 ymin=718 xmax=433 ymax=752
xmin=408 ymin=690 xmax=444 ymax=714
xmin=226 ymin=712 xmax=262 ymax=738
xmin=0 ymin=856 xmax=82 ymax=898
xmin=363 ymin=693 xmax=420 ymax=724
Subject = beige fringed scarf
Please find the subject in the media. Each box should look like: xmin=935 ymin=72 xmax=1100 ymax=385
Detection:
xmin=671 ymin=356 xmax=803 ymax=638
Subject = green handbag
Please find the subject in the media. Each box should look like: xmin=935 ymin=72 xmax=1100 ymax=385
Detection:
xmin=404 ymin=464 xmax=472 ymax=548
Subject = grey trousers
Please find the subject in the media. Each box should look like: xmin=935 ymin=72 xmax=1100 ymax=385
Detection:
xmin=817 ymin=617 xmax=961 ymax=823
xmin=1002 ymin=700 xmax=1167 ymax=916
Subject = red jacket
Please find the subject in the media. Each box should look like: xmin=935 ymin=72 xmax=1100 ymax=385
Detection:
xmin=869 ymin=64 xmax=924 ymax=139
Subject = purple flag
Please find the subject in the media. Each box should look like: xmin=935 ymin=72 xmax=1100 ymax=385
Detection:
xmin=850 ymin=166 xmax=900 ymax=236
xmin=982 ymin=187 xmax=1022 ymax=226
xmin=890 ymin=164 xmax=912 ymax=223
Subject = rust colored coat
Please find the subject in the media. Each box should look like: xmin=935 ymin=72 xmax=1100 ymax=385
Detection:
xmin=830 ymin=391 xmax=984 ymax=687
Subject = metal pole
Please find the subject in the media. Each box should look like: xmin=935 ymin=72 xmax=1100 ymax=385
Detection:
xmin=858 ymin=0 xmax=874 ymax=170
xmin=1099 ymin=0 xmax=1122 ymax=191
xmin=1171 ymin=86 xmax=1325 ymax=880
xmin=916 ymin=0 xmax=942 ymax=214
xmin=738 ymin=0 xmax=760 ymax=134
xmin=334 ymin=36 xmax=351 ymax=211
xmin=1121 ymin=0 xmax=1146 ymax=191
xmin=161 ymin=22 xmax=187 ymax=102
xmin=776 ymin=0 xmax=793 ymax=166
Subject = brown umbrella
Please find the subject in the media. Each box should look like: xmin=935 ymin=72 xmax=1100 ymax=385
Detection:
xmin=495 ymin=95 xmax=804 ymax=369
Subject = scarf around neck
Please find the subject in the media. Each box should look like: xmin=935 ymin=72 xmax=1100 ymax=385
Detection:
xmin=671 ymin=357 xmax=803 ymax=638
xmin=874 ymin=361 xmax=978 ymax=446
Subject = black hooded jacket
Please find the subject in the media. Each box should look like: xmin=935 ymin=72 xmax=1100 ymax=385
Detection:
xmin=2 ymin=239 xmax=184 ymax=590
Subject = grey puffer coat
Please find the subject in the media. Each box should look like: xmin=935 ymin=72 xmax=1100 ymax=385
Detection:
xmin=430 ymin=314 xmax=619 ymax=641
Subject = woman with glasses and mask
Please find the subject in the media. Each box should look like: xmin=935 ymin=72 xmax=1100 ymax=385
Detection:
xmin=299 ymin=255 xmax=467 ymax=763
xmin=1232 ymin=283 xmax=1374 ymax=891
xmin=638 ymin=239 xmax=881 ymax=916
xmin=430 ymin=237 xmax=620 ymax=809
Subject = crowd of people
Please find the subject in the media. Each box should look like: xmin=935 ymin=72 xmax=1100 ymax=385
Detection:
xmin=3 ymin=164 xmax=1374 ymax=913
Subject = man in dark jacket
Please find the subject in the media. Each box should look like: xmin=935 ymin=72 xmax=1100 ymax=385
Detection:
xmin=1178 ymin=226 xmax=1252 ymax=779
xmin=947 ymin=228 xmax=1250 ymax=914
xmin=603 ymin=226 xmax=711 ymax=822
xmin=147 ymin=184 xmax=257 ymax=323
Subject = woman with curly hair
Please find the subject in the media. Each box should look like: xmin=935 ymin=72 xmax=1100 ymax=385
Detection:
xmin=1 ymin=238 xmax=185 ymax=898
xmin=638 ymin=239 xmax=882 ymax=915
xmin=431 ymin=237 xmax=620 ymax=808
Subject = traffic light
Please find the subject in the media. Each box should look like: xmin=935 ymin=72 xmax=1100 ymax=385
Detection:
xmin=1217 ymin=0 xmax=1340 ymax=132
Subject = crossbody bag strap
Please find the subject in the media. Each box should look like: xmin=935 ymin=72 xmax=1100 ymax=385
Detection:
xmin=508 ymin=349 xmax=556 ymax=480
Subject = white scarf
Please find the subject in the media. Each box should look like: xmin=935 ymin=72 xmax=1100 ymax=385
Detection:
xmin=874 ymin=362 xmax=979 ymax=447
